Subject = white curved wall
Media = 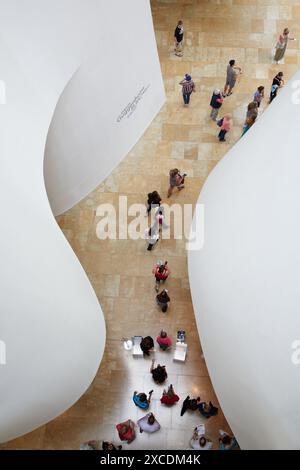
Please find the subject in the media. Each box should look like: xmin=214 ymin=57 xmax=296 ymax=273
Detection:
xmin=44 ymin=0 xmax=165 ymax=216
xmin=189 ymin=71 xmax=300 ymax=449
xmin=0 ymin=0 xmax=164 ymax=443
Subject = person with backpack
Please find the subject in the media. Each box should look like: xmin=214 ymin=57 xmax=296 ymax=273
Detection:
xmin=217 ymin=114 xmax=232 ymax=142
xmin=210 ymin=89 xmax=223 ymax=121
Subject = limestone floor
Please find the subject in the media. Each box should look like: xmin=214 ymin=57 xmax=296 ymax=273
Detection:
xmin=2 ymin=0 xmax=300 ymax=450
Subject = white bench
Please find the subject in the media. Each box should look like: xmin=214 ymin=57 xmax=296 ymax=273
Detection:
xmin=173 ymin=342 xmax=187 ymax=362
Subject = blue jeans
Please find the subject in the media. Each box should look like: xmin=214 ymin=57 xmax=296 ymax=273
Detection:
xmin=183 ymin=93 xmax=191 ymax=104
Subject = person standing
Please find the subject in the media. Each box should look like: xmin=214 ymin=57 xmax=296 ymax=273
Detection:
xmin=223 ymin=60 xmax=242 ymax=97
xmin=210 ymin=89 xmax=223 ymax=121
xmin=274 ymin=28 xmax=295 ymax=63
xmin=156 ymin=289 xmax=170 ymax=312
xmin=153 ymin=261 xmax=169 ymax=292
xmin=253 ymin=86 xmax=264 ymax=108
xmin=167 ymin=168 xmax=186 ymax=197
xmin=245 ymin=101 xmax=258 ymax=122
xmin=179 ymin=74 xmax=195 ymax=106
xmin=269 ymin=72 xmax=284 ymax=103
xmin=174 ymin=20 xmax=184 ymax=56
xmin=241 ymin=115 xmax=256 ymax=137
xmin=217 ymin=114 xmax=232 ymax=142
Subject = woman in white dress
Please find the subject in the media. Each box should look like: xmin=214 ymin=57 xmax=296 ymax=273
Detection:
xmin=274 ymin=28 xmax=295 ymax=63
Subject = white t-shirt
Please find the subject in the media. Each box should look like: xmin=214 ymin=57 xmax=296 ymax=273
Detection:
xmin=138 ymin=415 xmax=161 ymax=433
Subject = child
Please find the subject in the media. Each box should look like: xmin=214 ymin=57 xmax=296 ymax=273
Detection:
xmin=210 ymin=89 xmax=223 ymax=121
xmin=217 ymin=114 xmax=231 ymax=142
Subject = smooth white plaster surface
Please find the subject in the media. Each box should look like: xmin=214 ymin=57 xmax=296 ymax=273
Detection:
xmin=189 ymin=72 xmax=300 ymax=449
xmin=0 ymin=0 xmax=164 ymax=443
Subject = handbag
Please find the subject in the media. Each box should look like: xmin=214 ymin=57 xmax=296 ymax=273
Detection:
xmin=217 ymin=118 xmax=224 ymax=127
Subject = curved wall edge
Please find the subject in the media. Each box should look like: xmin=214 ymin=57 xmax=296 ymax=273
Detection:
xmin=189 ymin=70 xmax=300 ymax=450
xmin=44 ymin=0 xmax=165 ymax=216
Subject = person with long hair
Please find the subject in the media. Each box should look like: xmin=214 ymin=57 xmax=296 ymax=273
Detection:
xmin=150 ymin=359 xmax=167 ymax=384
xmin=274 ymin=28 xmax=295 ymax=63
xmin=160 ymin=384 xmax=180 ymax=406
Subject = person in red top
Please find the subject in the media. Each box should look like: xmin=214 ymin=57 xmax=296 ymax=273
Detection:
xmin=153 ymin=261 xmax=169 ymax=292
xmin=161 ymin=384 xmax=180 ymax=406
xmin=116 ymin=419 xmax=136 ymax=444
xmin=156 ymin=330 xmax=172 ymax=350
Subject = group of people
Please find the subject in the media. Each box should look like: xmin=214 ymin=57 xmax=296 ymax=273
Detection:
xmin=175 ymin=20 xmax=294 ymax=142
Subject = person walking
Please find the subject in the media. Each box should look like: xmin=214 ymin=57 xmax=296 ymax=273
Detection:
xmin=153 ymin=261 xmax=169 ymax=292
xmin=217 ymin=114 xmax=232 ymax=142
xmin=174 ymin=20 xmax=184 ymax=56
xmin=146 ymin=191 xmax=161 ymax=215
xmin=253 ymin=86 xmax=264 ymax=108
xmin=210 ymin=89 xmax=223 ymax=121
xmin=223 ymin=60 xmax=242 ymax=97
xmin=274 ymin=28 xmax=295 ymax=63
xmin=179 ymin=74 xmax=195 ymax=106
xmin=145 ymin=225 xmax=159 ymax=251
xmin=156 ymin=289 xmax=170 ymax=313
xmin=167 ymin=169 xmax=186 ymax=197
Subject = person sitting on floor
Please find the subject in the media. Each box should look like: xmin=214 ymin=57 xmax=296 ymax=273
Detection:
xmin=156 ymin=330 xmax=172 ymax=350
xmin=160 ymin=384 xmax=180 ymax=406
xmin=80 ymin=440 xmax=101 ymax=450
xmin=140 ymin=336 xmax=154 ymax=356
xmin=219 ymin=430 xmax=238 ymax=450
xmin=190 ymin=425 xmax=213 ymax=450
xmin=137 ymin=413 xmax=161 ymax=434
xmin=198 ymin=401 xmax=218 ymax=419
xmin=180 ymin=395 xmax=201 ymax=416
xmin=150 ymin=359 xmax=168 ymax=384
xmin=133 ymin=390 xmax=153 ymax=410
xmin=116 ymin=419 xmax=136 ymax=444
xmin=102 ymin=441 xmax=122 ymax=451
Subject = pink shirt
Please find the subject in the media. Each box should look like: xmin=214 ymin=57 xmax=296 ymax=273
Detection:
xmin=221 ymin=118 xmax=231 ymax=131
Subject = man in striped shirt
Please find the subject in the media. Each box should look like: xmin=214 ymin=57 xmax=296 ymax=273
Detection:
xmin=179 ymin=74 xmax=195 ymax=106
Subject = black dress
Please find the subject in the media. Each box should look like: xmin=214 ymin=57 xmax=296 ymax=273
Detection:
xmin=174 ymin=26 xmax=183 ymax=43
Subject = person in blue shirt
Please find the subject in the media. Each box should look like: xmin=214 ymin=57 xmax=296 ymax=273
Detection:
xmin=133 ymin=390 xmax=153 ymax=410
